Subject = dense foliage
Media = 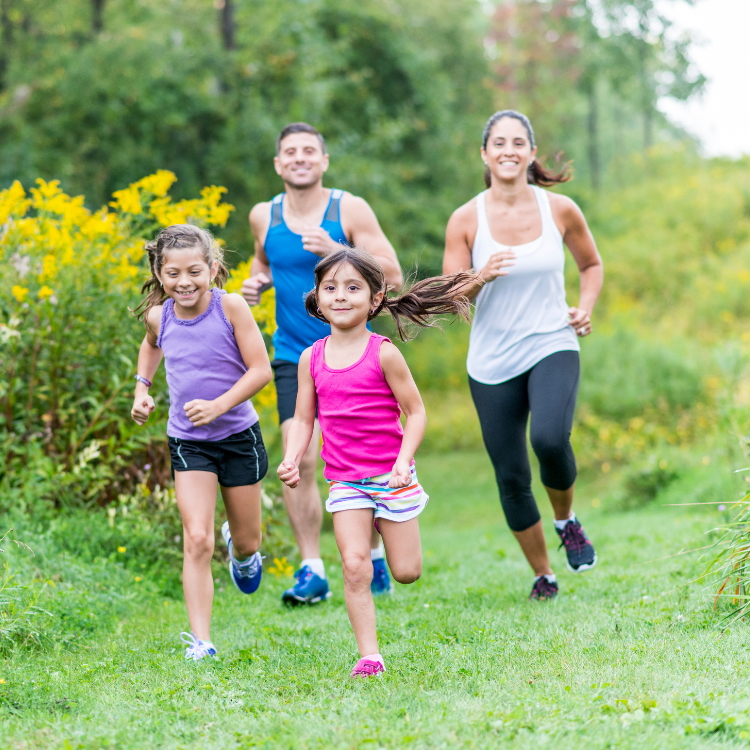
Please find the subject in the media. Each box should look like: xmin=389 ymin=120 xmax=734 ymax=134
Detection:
xmin=0 ymin=0 xmax=702 ymax=272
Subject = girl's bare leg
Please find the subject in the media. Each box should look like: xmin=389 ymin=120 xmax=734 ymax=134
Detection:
xmin=221 ymin=482 xmax=263 ymax=559
xmin=333 ymin=509 xmax=379 ymax=656
xmin=175 ymin=471 xmax=218 ymax=641
xmin=377 ymin=517 xmax=422 ymax=583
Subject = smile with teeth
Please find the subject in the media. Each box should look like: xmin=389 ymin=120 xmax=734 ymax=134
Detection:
xmin=176 ymin=290 xmax=196 ymax=297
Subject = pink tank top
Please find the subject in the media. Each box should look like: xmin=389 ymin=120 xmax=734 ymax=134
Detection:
xmin=310 ymin=333 xmax=404 ymax=481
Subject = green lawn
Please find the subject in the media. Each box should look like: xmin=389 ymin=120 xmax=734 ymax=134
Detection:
xmin=2 ymin=451 xmax=750 ymax=749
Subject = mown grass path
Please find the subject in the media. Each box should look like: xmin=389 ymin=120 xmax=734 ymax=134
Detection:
xmin=2 ymin=452 xmax=749 ymax=749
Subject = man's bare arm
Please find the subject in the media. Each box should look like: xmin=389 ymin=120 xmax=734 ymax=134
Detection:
xmin=242 ymin=202 xmax=274 ymax=305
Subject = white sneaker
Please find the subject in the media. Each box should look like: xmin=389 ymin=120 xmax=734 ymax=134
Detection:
xmin=180 ymin=631 xmax=217 ymax=661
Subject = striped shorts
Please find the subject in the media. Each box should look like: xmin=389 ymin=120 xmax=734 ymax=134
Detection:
xmin=325 ymin=463 xmax=429 ymax=522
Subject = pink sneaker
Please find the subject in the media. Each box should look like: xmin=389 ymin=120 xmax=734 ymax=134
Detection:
xmin=350 ymin=658 xmax=385 ymax=678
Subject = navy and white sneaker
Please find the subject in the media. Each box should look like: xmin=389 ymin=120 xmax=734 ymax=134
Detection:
xmin=556 ymin=517 xmax=597 ymax=572
xmin=221 ymin=521 xmax=263 ymax=594
xmin=180 ymin=631 xmax=217 ymax=661
xmin=282 ymin=565 xmax=331 ymax=606
xmin=371 ymin=557 xmax=392 ymax=595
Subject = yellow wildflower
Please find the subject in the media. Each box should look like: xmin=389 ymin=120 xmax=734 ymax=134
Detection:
xmin=11 ymin=285 xmax=29 ymax=302
xmin=118 ymin=546 xmax=127 ymax=553
xmin=134 ymin=576 xmax=142 ymax=582
xmin=38 ymin=285 xmax=54 ymax=300
xmin=110 ymin=185 xmax=142 ymax=215
xmin=135 ymin=170 xmax=177 ymax=198
xmin=0 ymin=180 xmax=30 ymax=224
xmin=41 ymin=254 xmax=57 ymax=281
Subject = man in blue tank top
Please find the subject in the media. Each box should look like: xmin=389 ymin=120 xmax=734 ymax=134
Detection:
xmin=242 ymin=122 xmax=403 ymax=605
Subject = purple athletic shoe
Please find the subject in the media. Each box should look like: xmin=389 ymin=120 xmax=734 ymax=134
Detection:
xmin=529 ymin=576 xmax=558 ymax=600
xmin=350 ymin=658 xmax=386 ymax=678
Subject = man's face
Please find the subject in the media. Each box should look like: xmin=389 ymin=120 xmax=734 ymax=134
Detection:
xmin=274 ymin=133 xmax=329 ymax=189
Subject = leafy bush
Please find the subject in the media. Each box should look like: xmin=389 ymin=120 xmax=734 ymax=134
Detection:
xmin=0 ymin=174 xmax=276 ymax=510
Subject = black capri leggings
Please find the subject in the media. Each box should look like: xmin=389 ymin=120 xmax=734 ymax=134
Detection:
xmin=469 ymin=350 xmax=580 ymax=533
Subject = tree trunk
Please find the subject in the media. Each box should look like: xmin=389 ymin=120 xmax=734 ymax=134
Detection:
xmin=92 ymin=0 xmax=105 ymax=34
xmin=220 ymin=0 xmax=235 ymax=51
xmin=0 ymin=0 xmax=12 ymax=92
xmin=585 ymin=77 xmax=600 ymax=190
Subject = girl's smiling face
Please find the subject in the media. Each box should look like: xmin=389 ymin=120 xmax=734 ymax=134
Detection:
xmin=317 ymin=261 xmax=384 ymax=330
xmin=158 ymin=247 xmax=217 ymax=314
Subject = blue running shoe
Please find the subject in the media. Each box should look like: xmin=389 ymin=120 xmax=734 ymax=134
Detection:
xmin=371 ymin=557 xmax=392 ymax=595
xmin=282 ymin=565 xmax=331 ymax=606
xmin=221 ymin=521 xmax=263 ymax=594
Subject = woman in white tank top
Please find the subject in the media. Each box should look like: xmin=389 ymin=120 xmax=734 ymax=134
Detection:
xmin=443 ymin=111 xmax=603 ymax=601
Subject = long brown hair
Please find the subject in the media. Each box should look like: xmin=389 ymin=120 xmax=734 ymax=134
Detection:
xmin=482 ymin=109 xmax=572 ymax=188
xmin=304 ymin=247 xmax=480 ymax=341
xmin=133 ymin=224 xmax=229 ymax=323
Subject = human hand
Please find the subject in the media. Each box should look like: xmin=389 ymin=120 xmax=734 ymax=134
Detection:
xmin=568 ymin=306 xmax=592 ymax=337
xmin=184 ymin=399 xmax=223 ymax=426
xmin=278 ymin=460 xmax=301 ymax=488
xmin=241 ymin=273 xmax=272 ymax=306
xmin=479 ymin=250 xmax=516 ymax=283
xmin=131 ymin=395 xmax=155 ymax=425
xmin=388 ymin=459 xmax=412 ymax=489
xmin=300 ymin=226 xmax=340 ymax=257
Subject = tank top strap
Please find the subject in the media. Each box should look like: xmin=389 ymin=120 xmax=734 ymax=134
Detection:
xmin=532 ymin=186 xmax=562 ymax=242
xmin=156 ymin=298 xmax=173 ymax=349
xmin=474 ymin=190 xmax=492 ymax=243
xmin=310 ymin=336 xmax=328 ymax=380
xmin=323 ymin=189 xmax=344 ymax=223
xmin=269 ymin=193 xmax=284 ymax=229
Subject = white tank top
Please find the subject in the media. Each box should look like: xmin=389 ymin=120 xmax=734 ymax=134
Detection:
xmin=467 ymin=186 xmax=579 ymax=385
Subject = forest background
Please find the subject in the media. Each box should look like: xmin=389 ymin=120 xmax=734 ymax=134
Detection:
xmin=2 ymin=1 xmax=750 ymax=746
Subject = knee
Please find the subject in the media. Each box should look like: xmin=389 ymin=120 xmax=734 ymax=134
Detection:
xmin=184 ymin=527 xmax=214 ymax=559
xmin=390 ymin=558 xmax=422 ymax=585
xmin=530 ymin=431 xmax=568 ymax=464
xmin=340 ymin=552 xmax=372 ymax=588
xmin=232 ymin=530 xmax=262 ymax=559
xmin=298 ymin=448 xmax=318 ymax=479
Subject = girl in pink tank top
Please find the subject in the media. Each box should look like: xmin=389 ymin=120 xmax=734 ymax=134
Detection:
xmin=278 ymin=247 xmax=477 ymax=678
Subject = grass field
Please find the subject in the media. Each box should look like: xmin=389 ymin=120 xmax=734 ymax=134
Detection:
xmin=2 ymin=450 xmax=749 ymax=749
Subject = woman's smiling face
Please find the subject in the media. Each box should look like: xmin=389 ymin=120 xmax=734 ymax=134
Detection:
xmin=482 ymin=116 xmax=537 ymax=184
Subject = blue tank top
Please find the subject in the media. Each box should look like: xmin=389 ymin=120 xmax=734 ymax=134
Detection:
xmin=264 ymin=189 xmax=349 ymax=363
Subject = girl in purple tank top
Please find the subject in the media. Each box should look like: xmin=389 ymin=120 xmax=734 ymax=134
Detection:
xmin=278 ymin=247 xmax=477 ymax=678
xmin=130 ymin=225 xmax=272 ymax=661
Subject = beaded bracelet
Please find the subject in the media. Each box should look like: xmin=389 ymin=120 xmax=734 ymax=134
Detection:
xmin=134 ymin=374 xmax=152 ymax=388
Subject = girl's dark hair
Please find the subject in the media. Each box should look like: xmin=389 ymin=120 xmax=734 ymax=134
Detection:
xmin=482 ymin=109 xmax=571 ymax=188
xmin=133 ymin=224 xmax=229 ymax=322
xmin=305 ymin=247 xmax=481 ymax=341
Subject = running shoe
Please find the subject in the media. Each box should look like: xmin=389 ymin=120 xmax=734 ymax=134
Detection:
xmin=371 ymin=557 xmax=392 ymax=596
xmin=221 ymin=521 xmax=263 ymax=594
xmin=281 ymin=565 xmax=332 ymax=606
xmin=180 ymin=631 xmax=217 ymax=661
xmin=350 ymin=657 xmax=386 ymax=678
xmin=529 ymin=576 xmax=558 ymax=601
xmin=555 ymin=518 xmax=597 ymax=572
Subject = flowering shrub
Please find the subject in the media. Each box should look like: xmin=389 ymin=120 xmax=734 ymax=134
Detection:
xmin=0 ymin=173 xmax=275 ymax=509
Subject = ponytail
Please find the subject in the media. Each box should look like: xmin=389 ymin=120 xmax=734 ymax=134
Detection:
xmin=305 ymin=247 xmax=481 ymax=342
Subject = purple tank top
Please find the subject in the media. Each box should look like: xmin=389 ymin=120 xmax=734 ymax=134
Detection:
xmin=157 ymin=288 xmax=258 ymax=440
xmin=310 ymin=333 xmax=403 ymax=481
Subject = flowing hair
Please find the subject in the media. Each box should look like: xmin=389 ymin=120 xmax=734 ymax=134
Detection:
xmin=133 ymin=224 xmax=229 ymax=323
xmin=304 ymin=247 xmax=481 ymax=341
xmin=482 ymin=109 xmax=572 ymax=188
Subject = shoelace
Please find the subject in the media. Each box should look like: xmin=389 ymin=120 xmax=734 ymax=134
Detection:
xmin=180 ymin=631 xmax=215 ymax=660
xmin=294 ymin=566 xmax=314 ymax=586
xmin=558 ymin=521 xmax=588 ymax=552
xmin=234 ymin=553 xmax=262 ymax=578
